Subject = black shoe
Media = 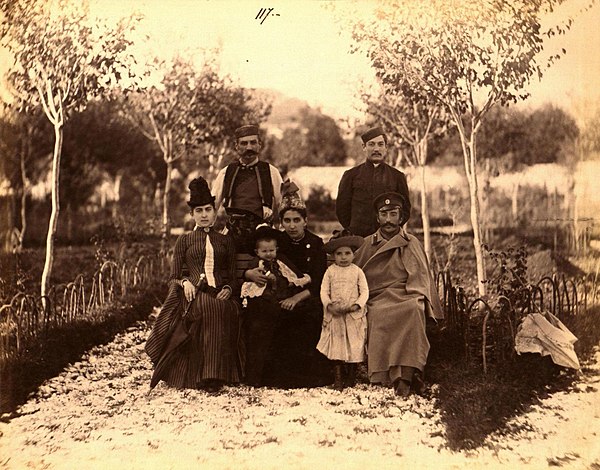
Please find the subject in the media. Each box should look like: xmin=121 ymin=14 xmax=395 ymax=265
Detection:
xmin=333 ymin=364 xmax=345 ymax=391
xmin=345 ymin=363 xmax=357 ymax=388
xmin=411 ymin=372 xmax=426 ymax=396
xmin=393 ymin=379 xmax=411 ymax=398
xmin=204 ymin=380 xmax=223 ymax=394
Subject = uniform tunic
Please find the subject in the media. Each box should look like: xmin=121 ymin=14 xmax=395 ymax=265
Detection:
xmin=336 ymin=161 xmax=410 ymax=237
xmin=354 ymin=229 xmax=443 ymax=384
xmin=145 ymin=229 xmax=244 ymax=388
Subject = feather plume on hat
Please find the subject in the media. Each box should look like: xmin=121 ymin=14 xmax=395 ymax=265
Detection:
xmin=279 ymin=179 xmax=305 ymax=215
xmin=187 ymin=176 xmax=215 ymax=207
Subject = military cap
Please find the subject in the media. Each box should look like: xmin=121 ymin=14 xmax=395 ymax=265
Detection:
xmin=361 ymin=126 xmax=387 ymax=144
xmin=374 ymin=192 xmax=410 ymax=226
xmin=234 ymin=125 xmax=260 ymax=139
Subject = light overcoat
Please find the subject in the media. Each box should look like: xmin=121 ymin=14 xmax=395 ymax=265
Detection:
xmin=354 ymin=229 xmax=443 ymax=381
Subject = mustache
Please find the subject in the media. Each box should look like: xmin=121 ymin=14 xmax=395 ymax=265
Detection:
xmin=382 ymin=223 xmax=397 ymax=228
xmin=243 ymin=149 xmax=258 ymax=157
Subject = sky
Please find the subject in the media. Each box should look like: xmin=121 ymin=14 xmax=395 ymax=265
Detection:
xmin=89 ymin=0 xmax=600 ymax=122
xmin=2 ymin=0 xmax=599 ymax=122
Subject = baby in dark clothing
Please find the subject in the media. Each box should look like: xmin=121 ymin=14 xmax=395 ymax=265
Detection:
xmin=241 ymin=225 xmax=310 ymax=305
xmin=241 ymin=225 xmax=311 ymax=386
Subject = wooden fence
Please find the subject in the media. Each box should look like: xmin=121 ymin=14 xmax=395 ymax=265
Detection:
xmin=0 ymin=251 xmax=171 ymax=363
xmin=438 ymin=270 xmax=598 ymax=374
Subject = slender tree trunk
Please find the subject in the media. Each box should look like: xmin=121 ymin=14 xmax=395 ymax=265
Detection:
xmin=395 ymin=149 xmax=403 ymax=168
xmin=112 ymin=172 xmax=123 ymax=219
xmin=208 ymin=153 xmax=215 ymax=177
xmin=163 ymin=158 xmax=173 ymax=241
xmin=419 ymin=164 xmax=431 ymax=262
xmin=450 ymin=110 xmax=486 ymax=296
xmin=511 ymin=181 xmax=519 ymax=224
xmin=566 ymin=175 xmax=578 ymax=253
xmin=41 ymin=122 xmax=63 ymax=300
xmin=19 ymin=140 xmax=28 ymax=251
xmin=416 ymin=139 xmax=431 ymax=262
xmin=458 ymin=135 xmax=486 ymax=297
xmin=467 ymin=138 xmax=486 ymax=296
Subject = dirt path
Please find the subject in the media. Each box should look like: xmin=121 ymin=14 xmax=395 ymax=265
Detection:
xmin=1 ymin=322 xmax=599 ymax=469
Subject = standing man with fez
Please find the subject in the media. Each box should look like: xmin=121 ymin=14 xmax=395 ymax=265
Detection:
xmin=354 ymin=191 xmax=443 ymax=398
xmin=212 ymin=124 xmax=283 ymax=252
xmin=336 ymin=126 xmax=411 ymax=237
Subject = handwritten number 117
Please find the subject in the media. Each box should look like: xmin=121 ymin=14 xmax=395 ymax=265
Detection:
xmin=255 ymin=8 xmax=280 ymax=24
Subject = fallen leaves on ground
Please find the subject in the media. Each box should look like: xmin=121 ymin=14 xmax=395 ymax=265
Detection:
xmin=0 ymin=321 xmax=599 ymax=469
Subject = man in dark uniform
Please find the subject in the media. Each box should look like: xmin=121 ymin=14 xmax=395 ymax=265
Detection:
xmin=212 ymin=124 xmax=283 ymax=251
xmin=336 ymin=126 xmax=411 ymax=237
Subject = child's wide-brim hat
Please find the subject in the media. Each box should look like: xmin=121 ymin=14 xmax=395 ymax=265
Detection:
xmin=324 ymin=233 xmax=364 ymax=254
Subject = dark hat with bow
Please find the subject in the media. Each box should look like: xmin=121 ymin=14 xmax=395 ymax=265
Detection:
xmin=324 ymin=229 xmax=364 ymax=254
xmin=251 ymin=223 xmax=281 ymax=247
xmin=187 ymin=177 xmax=215 ymax=208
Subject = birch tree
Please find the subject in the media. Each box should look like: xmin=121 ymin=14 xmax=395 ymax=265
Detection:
xmin=125 ymin=57 xmax=226 ymax=240
xmin=125 ymin=56 xmax=271 ymax=239
xmin=346 ymin=0 xmax=580 ymax=295
xmin=0 ymin=0 xmax=140 ymax=299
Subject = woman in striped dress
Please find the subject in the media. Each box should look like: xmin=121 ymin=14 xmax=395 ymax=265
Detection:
xmin=145 ymin=177 xmax=244 ymax=393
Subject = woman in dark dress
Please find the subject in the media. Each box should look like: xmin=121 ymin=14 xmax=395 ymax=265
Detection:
xmin=244 ymin=184 xmax=331 ymax=387
xmin=145 ymin=177 xmax=244 ymax=393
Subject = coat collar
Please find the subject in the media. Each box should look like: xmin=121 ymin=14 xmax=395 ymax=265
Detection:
xmin=371 ymin=228 xmax=409 ymax=248
xmin=361 ymin=228 xmax=410 ymax=269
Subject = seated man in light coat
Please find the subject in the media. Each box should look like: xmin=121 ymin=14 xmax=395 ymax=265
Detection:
xmin=354 ymin=191 xmax=443 ymax=397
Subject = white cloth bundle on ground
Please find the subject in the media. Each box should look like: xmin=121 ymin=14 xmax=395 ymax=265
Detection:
xmin=514 ymin=311 xmax=580 ymax=369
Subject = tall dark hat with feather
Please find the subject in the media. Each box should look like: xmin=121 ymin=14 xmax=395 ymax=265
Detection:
xmin=187 ymin=176 xmax=215 ymax=208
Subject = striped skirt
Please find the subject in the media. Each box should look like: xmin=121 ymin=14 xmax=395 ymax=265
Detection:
xmin=145 ymin=284 xmax=244 ymax=389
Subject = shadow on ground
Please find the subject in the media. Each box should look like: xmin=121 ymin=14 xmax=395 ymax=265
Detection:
xmin=427 ymin=305 xmax=600 ymax=450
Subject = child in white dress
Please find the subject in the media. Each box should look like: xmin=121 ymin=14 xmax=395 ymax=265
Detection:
xmin=317 ymin=230 xmax=368 ymax=390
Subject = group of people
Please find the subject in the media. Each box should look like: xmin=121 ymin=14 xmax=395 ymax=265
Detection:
xmin=145 ymin=124 xmax=442 ymax=398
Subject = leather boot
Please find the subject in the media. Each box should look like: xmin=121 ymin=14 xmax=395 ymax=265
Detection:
xmin=393 ymin=378 xmax=411 ymax=398
xmin=345 ymin=363 xmax=357 ymax=388
xmin=333 ymin=364 xmax=344 ymax=391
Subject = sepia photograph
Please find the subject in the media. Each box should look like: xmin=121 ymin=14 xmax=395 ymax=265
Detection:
xmin=0 ymin=0 xmax=599 ymax=468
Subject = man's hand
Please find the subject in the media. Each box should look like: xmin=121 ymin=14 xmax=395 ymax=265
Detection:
xmin=262 ymin=206 xmax=273 ymax=221
xmin=245 ymin=267 xmax=269 ymax=287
